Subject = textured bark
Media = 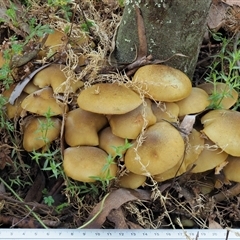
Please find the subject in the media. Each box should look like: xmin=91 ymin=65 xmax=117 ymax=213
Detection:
xmin=112 ymin=0 xmax=211 ymax=79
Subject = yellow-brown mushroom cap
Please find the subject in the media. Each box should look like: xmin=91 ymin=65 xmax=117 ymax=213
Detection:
xmin=175 ymin=87 xmax=210 ymax=117
xmin=189 ymin=139 xmax=228 ymax=173
xmin=43 ymin=30 xmax=68 ymax=52
xmin=77 ymin=83 xmax=142 ymax=114
xmin=21 ymin=87 xmax=66 ymax=116
xmin=118 ymin=172 xmax=146 ymax=189
xmin=23 ymin=81 xmax=40 ymax=94
xmin=33 ymin=64 xmax=63 ymax=91
xmin=33 ymin=64 xmax=83 ymax=94
xmin=132 ymin=64 xmax=192 ymax=102
xmin=124 ymin=121 xmax=185 ymax=176
xmin=98 ymin=127 xmax=126 ymax=157
xmin=152 ymin=102 xmax=179 ymax=122
xmin=184 ymin=129 xmax=205 ymax=168
xmin=2 ymin=84 xmax=28 ymax=119
xmin=63 ymin=146 xmax=118 ymax=182
xmin=65 ymin=108 xmax=107 ymax=147
xmin=154 ymin=129 xmax=204 ymax=182
xmin=201 ymin=109 xmax=240 ymax=156
xmin=108 ymin=99 xmax=156 ymax=139
xmin=0 ymin=51 xmax=5 ymax=68
xmin=153 ymin=161 xmax=185 ymax=182
xmin=223 ymin=156 xmax=240 ymax=182
xmin=23 ymin=116 xmax=61 ymax=152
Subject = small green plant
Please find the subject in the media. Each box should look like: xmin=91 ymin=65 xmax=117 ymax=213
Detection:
xmin=32 ymin=148 xmax=62 ymax=178
xmin=31 ymin=108 xmax=63 ymax=179
xmin=42 ymin=189 xmax=55 ymax=206
xmin=0 ymin=23 xmax=52 ymax=89
xmin=55 ymin=202 xmax=69 ymax=213
xmin=64 ymin=177 xmax=100 ymax=201
xmin=43 ymin=195 xmax=55 ymax=206
xmin=0 ymin=35 xmax=23 ymax=89
xmin=118 ymin=0 xmax=125 ymax=7
xmin=36 ymin=108 xmax=56 ymax=147
xmin=90 ymin=139 xmax=133 ymax=191
xmin=0 ymin=96 xmax=14 ymax=132
xmin=47 ymin=0 xmax=73 ymax=22
xmin=80 ymin=20 xmax=95 ymax=33
xmin=25 ymin=18 xmax=53 ymax=44
xmin=0 ymin=2 xmax=18 ymax=27
xmin=8 ymin=175 xmax=31 ymax=188
xmin=205 ymin=32 xmax=240 ymax=109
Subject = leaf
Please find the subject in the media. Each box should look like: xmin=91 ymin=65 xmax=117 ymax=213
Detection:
xmin=208 ymin=217 xmax=223 ymax=229
xmin=107 ymin=208 xmax=128 ymax=229
xmin=207 ymin=1 xmax=228 ymax=30
xmin=24 ymin=170 xmax=45 ymax=203
xmin=179 ymin=114 xmax=197 ymax=135
xmin=81 ymin=188 xmax=151 ymax=229
xmin=8 ymin=63 xmax=51 ymax=105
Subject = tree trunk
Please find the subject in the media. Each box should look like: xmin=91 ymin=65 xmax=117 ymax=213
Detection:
xmin=112 ymin=0 xmax=211 ymax=79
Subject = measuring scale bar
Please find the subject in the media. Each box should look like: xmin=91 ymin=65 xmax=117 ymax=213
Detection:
xmin=0 ymin=229 xmax=240 ymax=240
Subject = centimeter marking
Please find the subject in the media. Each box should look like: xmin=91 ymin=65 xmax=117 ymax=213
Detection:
xmin=0 ymin=229 xmax=240 ymax=240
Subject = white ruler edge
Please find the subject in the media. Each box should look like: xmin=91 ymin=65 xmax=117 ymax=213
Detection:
xmin=0 ymin=229 xmax=240 ymax=239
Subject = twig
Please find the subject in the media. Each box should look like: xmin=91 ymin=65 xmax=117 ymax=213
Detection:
xmin=213 ymin=182 xmax=240 ymax=202
xmin=0 ymin=193 xmax=53 ymax=214
xmin=0 ymin=177 xmax=48 ymax=229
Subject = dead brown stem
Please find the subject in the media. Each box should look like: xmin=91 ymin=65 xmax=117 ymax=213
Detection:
xmin=213 ymin=183 xmax=240 ymax=202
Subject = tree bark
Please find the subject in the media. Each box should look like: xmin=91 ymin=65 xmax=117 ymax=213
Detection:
xmin=112 ymin=0 xmax=211 ymax=79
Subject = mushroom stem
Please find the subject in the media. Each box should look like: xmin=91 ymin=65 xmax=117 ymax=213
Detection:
xmin=213 ymin=183 xmax=240 ymax=202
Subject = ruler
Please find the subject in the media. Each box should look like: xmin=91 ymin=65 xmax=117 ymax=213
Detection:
xmin=0 ymin=229 xmax=240 ymax=240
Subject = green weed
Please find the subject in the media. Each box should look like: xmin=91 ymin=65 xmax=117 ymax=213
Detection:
xmin=205 ymin=32 xmax=240 ymax=109
xmin=42 ymin=189 xmax=55 ymax=206
xmin=8 ymin=175 xmax=31 ymax=188
xmin=80 ymin=20 xmax=95 ymax=33
xmin=0 ymin=2 xmax=18 ymax=27
xmin=0 ymin=35 xmax=22 ymax=89
xmin=90 ymin=139 xmax=133 ymax=191
xmin=26 ymin=18 xmax=53 ymax=43
xmin=118 ymin=0 xmax=125 ymax=7
xmin=64 ymin=177 xmax=100 ymax=197
xmin=31 ymin=108 xmax=63 ymax=179
xmin=47 ymin=0 xmax=73 ymax=22
xmin=0 ymin=96 xmax=14 ymax=132
xmin=55 ymin=202 xmax=69 ymax=213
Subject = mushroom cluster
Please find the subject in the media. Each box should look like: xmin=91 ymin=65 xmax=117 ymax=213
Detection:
xmin=5 ymin=62 xmax=240 ymax=188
